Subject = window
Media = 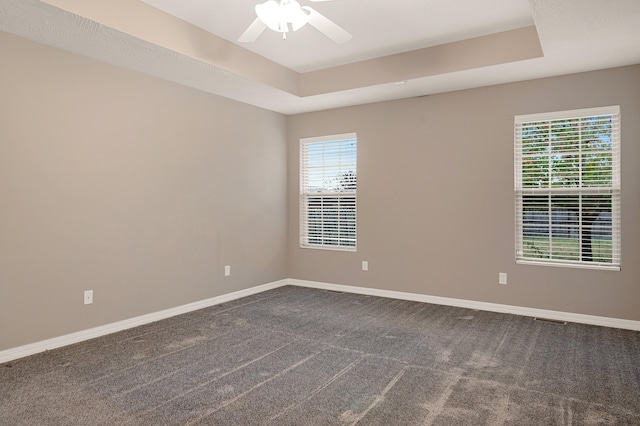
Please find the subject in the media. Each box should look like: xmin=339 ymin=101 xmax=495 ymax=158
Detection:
xmin=514 ymin=106 xmax=620 ymax=270
xmin=300 ymin=133 xmax=357 ymax=251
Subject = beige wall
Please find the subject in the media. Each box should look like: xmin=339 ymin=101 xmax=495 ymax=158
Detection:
xmin=0 ymin=32 xmax=288 ymax=351
xmin=2 ymin=30 xmax=639 ymax=354
xmin=288 ymin=65 xmax=640 ymax=321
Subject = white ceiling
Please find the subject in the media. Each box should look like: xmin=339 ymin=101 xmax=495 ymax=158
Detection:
xmin=139 ymin=0 xmax=535 ymax=73
xmin=1 ymin=0 xmax=639 ymax=115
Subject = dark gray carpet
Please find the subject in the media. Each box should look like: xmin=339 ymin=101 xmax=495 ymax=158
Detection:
xmin=1 ymin=286 xmax=639 ymax=425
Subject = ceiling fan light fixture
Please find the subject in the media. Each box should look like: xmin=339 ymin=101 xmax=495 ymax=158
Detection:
xmin=255 ymin=0 xmax=310 ymax=34
xmin=240 ymin=0 xmax=352 ymax=44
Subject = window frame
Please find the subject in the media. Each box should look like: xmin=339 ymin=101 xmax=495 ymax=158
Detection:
xmin=514 ymin=106 xmax=621 ymax=271
xmin=299 ymin=133 xmax=357 ymax=251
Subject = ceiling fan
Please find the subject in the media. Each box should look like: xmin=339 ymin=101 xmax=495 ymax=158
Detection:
xmin=238 ymin=0 xmax=352 ymax=44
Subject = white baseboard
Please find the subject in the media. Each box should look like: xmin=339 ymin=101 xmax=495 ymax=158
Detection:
xmin=288 ymin=279 xmax=640 ymax=332
xmin=0 ymin=279 xmax=289 ymax=364
xmin=3 ymin=277 xmax=638 ymax=364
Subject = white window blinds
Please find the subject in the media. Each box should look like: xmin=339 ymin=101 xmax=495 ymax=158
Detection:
xmin=300 ymin=133 xmax=357 ymax=251
xmin=515 ymin=106 xmax=621 ymax=270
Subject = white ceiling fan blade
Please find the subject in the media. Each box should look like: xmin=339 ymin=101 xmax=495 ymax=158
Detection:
xmin=302 ymin=6 xmax=352 ymax=44
xmin=238 ymin=17 xmax=267 ymax=43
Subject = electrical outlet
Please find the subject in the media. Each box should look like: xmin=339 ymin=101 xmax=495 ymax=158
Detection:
xmin=225 ymin=265 xmax=231 ymax=277
xmin=362 ymin=261 xmax=368 ymax=271
xmin=84 ymin=290 xmax=93 ymax=305
xmin=499 ymin=273 xmax=507 ymax=285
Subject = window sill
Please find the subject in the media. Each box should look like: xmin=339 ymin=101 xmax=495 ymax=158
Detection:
xmin=300 ymin=244 xmax=356 ymax=252
xmin=516 ymin=259 xmax=620 ymax=271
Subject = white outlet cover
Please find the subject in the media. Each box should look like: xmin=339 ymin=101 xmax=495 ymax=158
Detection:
xmin=224 ymin=265 xmax=231 ymax=276
xmin=84 ymin=290 xmax=93 ymax=304
xmin=362 ymin=261 xmax=369 ymax=271
xmin=499 ymin=273 xmax=508 ymax=285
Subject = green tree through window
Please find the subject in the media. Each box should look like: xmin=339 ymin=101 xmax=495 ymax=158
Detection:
xmin=515 ymin=106 xmax=620 ymax=269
